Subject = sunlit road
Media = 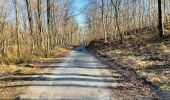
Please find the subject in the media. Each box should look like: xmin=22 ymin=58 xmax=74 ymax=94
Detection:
xmin=18 ymin=47 xmax=123 ymax=100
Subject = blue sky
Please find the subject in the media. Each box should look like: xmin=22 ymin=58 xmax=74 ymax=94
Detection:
xmin=2 ymin=0 xmax=89 ymax=27
xmin=72 ymin=0 xmax=89 ymax=28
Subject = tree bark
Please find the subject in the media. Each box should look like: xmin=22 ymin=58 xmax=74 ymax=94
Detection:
xmin=25 ymin=0 xmax=34 ymax=53
xmin=158 ymin=0 xmax=164 ymax=37
xmin=13 ymin=0 xmax=20 ymax=57
xmin=102 ymin=0 xmax=107 ymax=43
xmin=47 ymin=0 xmax=52 ymax=56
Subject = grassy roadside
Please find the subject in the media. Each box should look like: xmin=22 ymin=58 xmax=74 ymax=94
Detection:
xmin=87 ymin=31 xmax=170 ymax=99
xmin=0 ymin=48 xmax=69 ymax=99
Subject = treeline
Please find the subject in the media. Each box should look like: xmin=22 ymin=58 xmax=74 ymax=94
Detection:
xmin=0 ymin=0 xmax=82 ymax=59
xmin=1 ymin=0 xmax=170 ymax=61
xmin=85 ymin=0 xmax=170 ymax=43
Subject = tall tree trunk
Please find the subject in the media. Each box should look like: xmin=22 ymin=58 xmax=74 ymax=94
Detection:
xmin=37 ymin=0 xmax=44 ymax=53
xmin=1 ymin=21 xmax=5 ymax=56
xmin=158 ymin=0 xmax=164 ymax=37
xmin=102 ymin=0 xmax=107 ymax=43
xmin=110 ymin=0 xmax=123 ymax=44
xmin=13 ymin=0 xmax=20 ymax=57
xmin=25 ymin=0 xmax=34 ymax=53
xmin=47 ymin=0 xmax=52 ymax=56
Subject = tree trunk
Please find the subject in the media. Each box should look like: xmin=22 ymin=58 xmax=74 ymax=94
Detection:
xmin=158 ymin=0 xmax=164 ymax=37
xmin=13 ymin=0 xmax=20 ymax=57
xmin=110 ymin=0 xmax=123 ymax=44
xmin=25 ymin=0 xmax=34 ymax=53
xmin=47 ymin=0 xmax=52 ymax=56
xmin=102 ymin=0 xmax=107 ymax=43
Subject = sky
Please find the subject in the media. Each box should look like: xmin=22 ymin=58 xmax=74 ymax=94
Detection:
xmin=0 ymin=0 xmax=89 ymax=28
xmin=72 ymin=0 xmax=90 ymax=28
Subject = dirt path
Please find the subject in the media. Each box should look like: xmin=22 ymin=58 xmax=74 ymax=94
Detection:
xmin=17 ymin=47 xmax=124 ymax=100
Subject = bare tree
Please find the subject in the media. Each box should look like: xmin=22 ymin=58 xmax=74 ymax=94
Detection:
xmin=102 ymin=0 xmax=107 ymax=43
xmin=25 ymin=0 xmax=34 ymax=53
xmin=13 ymin=0 xmax=20 ymax=57
xmin=47 ymin=0 xmax=52 ymax=56
xmin=158 ymin=0 xmax=164 ymax=37
xmin=110 ymin=0 xmax=123 ymax=43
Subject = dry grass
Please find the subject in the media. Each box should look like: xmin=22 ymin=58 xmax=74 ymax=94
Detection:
xmin=0 ymin=64 xmax=39 ymax=99
xmin=0 ymin=64 xmax=39 ymax=75
xmin=0 ymin=48 xmax=69 ymax=99
xmin=88 ymin=31 xmax=170 ymax=92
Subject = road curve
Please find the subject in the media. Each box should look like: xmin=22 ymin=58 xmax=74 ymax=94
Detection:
xmin=18 ymin=47 xmax=123 ymax=100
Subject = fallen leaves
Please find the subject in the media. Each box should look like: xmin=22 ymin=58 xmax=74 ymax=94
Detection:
xmin=87 ymin=32 xmax=170 ymax=99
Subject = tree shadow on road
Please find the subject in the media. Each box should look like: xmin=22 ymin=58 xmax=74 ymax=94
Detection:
xmin=15 ymin=73 xmax=121 ymax=78
xmin=0 ymin=83 xmax=125 ymax=90
xmin=0 ymin=76 xmax=125 ymax=83
xmin=0 ymin=71 xmax=127 ymax=91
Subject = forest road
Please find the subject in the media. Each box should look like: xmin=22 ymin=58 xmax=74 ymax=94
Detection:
xmin=18 ymin=46 xmax=123 ymax=100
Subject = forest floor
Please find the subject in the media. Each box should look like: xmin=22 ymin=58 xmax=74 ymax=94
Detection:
xmin=0 ymin=48 xmax=69 ymax=99
xmin=87 ymin=30 xmax=170 ymax=99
